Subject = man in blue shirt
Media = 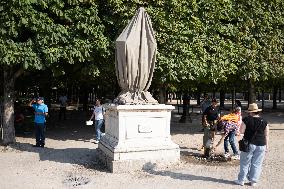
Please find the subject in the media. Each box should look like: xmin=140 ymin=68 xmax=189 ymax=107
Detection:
xmin=29 ymin=97 xmax=48 ymax=147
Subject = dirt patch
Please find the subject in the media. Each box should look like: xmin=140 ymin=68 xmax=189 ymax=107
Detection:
xmin=181 ymin=151 xmax=239 ymax=167
xmin=63 ymin=174 xmax=91 ymax=187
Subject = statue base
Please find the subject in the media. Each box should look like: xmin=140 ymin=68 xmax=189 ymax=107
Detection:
xmin=97 ymin=104 xmax=180 ymax=173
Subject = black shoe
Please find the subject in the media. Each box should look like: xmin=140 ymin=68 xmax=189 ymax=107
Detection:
xmin=33 ymin=144 xmax=40 ymax=147
xmin=40 ymin=145 xmax=44 ymax=148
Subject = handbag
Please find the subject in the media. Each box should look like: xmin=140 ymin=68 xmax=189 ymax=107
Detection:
xmin=239 ymin=118 xmax=262 ymax=152
xmin=238 ymin=138 xmax=250 ymax=152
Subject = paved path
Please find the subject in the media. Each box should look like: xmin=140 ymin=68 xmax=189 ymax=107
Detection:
xmin=0 ymin=110 xmax=283 ymax=189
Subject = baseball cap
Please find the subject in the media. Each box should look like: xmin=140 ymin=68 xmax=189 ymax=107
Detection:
xmin=37 ymin=97 xmax=44 ymax=101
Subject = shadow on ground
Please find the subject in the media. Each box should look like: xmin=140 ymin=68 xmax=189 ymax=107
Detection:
xmin=16 ymin=110 xmax=96 ymax=142
xmin=9 ymin=142 xmax=108 ymax=172
xmin=143 ymin=162 xmax=234 ymax=185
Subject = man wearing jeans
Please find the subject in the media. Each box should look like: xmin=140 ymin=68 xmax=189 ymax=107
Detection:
xmin=202 ymin=98 xmax=220 ymax=157
xmin=29 ymin=97 xmax=48 ymax=147
xmin=89 ymin=99 xmax=105 ymax=144
xmin=215 ymin=107 xmax=241 ymax=159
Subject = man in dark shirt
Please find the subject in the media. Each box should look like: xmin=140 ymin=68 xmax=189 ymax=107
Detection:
xmin=202 ymin=98 xmax=220 ymax=157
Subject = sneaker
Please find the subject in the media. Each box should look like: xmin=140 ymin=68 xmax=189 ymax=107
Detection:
xmin=232 ymin=154 xmax=240 ymax=160
xmin=224 ymin=152 xmax=230 ymax=158
xmin=94 ymin=140 xmax=99 ymax=144
xmin=33 ymin=144 xmax=40 ymax=147
xmin=250 ymin=182 xmax=257 ymax=187
xmin=234 ymin=180 xmax=244 ymax=186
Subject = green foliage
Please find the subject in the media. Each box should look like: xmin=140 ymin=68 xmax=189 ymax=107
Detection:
xmin=231 ymin=0 xmax=284 ymax=82
xmin=1 ymin=0 xmax=284 ymax=92
xmin=0 ymin=0 xmax=109 ymax=78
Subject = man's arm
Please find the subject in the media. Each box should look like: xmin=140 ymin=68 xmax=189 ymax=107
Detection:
xmin=44 ymin=106 xmax=48 ymax=117
xmin=202 ymin=114 xmax=208 ymax=126
xmin=239 ymin=122 xmax=246 ymax=134
xmin=202 ymin=107 xmax=209 ymax=125
xmin=29 ymin=99 xmax=36 ymax=107
xmin=102 ymin=107 xmax=106 ymax=116
xmin=89 ymin=108 xmax=95 ymax=120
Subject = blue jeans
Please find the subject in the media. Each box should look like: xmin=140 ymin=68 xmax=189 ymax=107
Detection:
xmin=35 ymin=123 xmax=45 ymax=145
xmin=95 ymin=119 xmax=104 ymax=140
xmin=237 ymin=144 xmax=266 ymax=183
xmin=224 ymin=130 xmax=238 ymax=155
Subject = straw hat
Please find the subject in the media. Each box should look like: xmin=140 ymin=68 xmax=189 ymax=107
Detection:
xmin=247 ymin=103 xmax=262 ymax=113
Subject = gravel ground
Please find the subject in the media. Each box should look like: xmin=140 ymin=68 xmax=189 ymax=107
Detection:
xmin=0 ymin=109 xmax=283 ymax=189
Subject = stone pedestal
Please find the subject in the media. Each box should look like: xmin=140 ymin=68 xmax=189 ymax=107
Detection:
xmin=97 ymin=104 xmax=180 ymax=173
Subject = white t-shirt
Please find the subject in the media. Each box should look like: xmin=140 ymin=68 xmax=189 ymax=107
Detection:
xmin=93 ymin=105 xmax=104 ymax=120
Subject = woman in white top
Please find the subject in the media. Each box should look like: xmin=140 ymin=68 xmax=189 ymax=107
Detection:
xmin=89 ymin=99 xmax=105 ymax=143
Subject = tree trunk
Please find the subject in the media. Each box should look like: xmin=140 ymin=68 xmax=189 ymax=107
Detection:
xmin=179 ymin=93 xmax=192 ymax=123
xmin=212 ymin=90 xmax=216 ymax=99
xmin=231 ymin=88 xmax=235 ymax=110
xmin=82 ymin=86 xmax=89 ymax=111
xmin=244 ymin=92 xmax=248 ymax=101
xmin=272 ymin=86 xmax=277 ymax=109
xmin=279 ymin=87 xmax=281 ymax=103
xmin=220 ymin=90 xmax=225 ymax=108
xmin=1 ymin=66 xmax=16 ymax=145
xmin=196 ymin=92 xmax=201 ymax=105
xmin=158 ymin=85 xmax=166 ymax=104
xmin=261 ymin=90 xmax=265 ymax=110
xmin=248 ymin=79 xmax=256 ymax=105
xmin=165 ymin=91 xmax=168 ymax=103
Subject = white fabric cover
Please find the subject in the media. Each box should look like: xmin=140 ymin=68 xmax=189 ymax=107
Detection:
xmin=114 ymin=7 xmax=158 ymax=105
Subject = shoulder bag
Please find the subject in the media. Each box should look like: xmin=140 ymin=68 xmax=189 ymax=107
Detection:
xmin=239 ymin=118 xmax=262 ymax=152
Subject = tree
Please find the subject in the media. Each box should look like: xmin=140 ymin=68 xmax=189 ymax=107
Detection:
xmin=229 ymin=0 xmax=284 ymax=103
xmin=0 ymin=0 xmax=109 ymax=144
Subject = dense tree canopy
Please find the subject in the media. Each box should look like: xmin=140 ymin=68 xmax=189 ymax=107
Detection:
xmin=1 ymin=0 xmax=283 ymax=95
xmin=0 ymin=0 xmax=109 ymax=72
xmin=1 ymin=0 xmax=284 ymax=144
xmin=99 ymin=0 xmax=284 ymax=91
